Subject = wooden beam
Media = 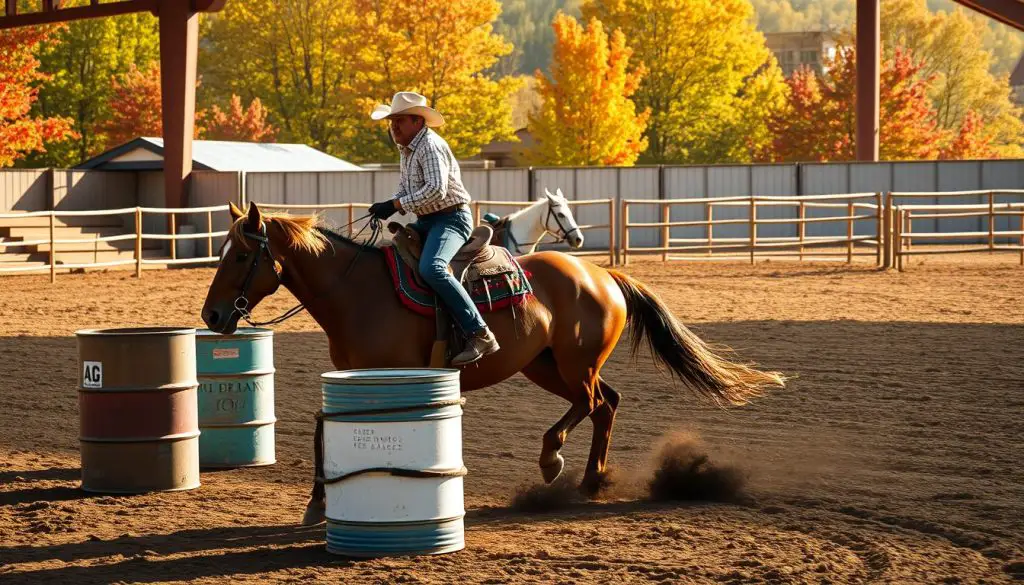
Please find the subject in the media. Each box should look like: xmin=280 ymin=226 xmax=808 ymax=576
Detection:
xmin=4 ymin=0 xmax=16 ymax=17
xmin=0 ymin=0 xmax=156 ymax=29
xmin=953 ymin=0 xmax=1024 ymax=31
xmin=855 ymin=0 xmax=880 ymax=161
xmin=158 ymin=0 xmax=199 ymax=209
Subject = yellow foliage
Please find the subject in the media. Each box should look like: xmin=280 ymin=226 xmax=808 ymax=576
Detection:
xmin=582 ymin=0 xmax=787 ymax=163
xmin=523 ymin=13 xmax=649 ymax=166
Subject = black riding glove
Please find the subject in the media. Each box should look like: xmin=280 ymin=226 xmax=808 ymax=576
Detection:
xmin=369 ymin=199 xmax=399 ymax=220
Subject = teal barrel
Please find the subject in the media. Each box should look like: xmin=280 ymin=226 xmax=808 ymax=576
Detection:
xmin=321 ymin=369 xmax=465 ymax=557
xmin=195 ymin=328 xmax=276 ymax=468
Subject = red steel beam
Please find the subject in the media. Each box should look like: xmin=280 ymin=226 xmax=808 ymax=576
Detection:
xmin=856 ymin=0 xmax=880 ymax=161
xmin=954 ymin=0 xmax=1024 ymax=31
xmin=4 ymin=0 xmax=15 ymax=18
xmin=158 ymin=0 xmax=200 ymax=209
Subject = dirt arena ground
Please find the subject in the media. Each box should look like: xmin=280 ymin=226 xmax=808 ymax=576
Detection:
xmin=1 ymin=256 xmax=1022 ymax=584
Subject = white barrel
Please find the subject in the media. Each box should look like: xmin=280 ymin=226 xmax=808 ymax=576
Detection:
xmin=321 ymin=368 xmax=464 ymax=557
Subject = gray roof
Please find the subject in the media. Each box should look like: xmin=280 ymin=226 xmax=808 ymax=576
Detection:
xmin=77 ymin=137 xmax=364 ymax=172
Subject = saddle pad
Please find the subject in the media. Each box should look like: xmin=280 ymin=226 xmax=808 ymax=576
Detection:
xmin=384 ymin=246 xmax=533 ymax=317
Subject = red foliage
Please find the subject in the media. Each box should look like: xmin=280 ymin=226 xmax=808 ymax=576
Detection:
xmin=0 ymin=27 xmax=76 ymax=166
xmin=939 ymin=110 xmax=996 ymax=160
xmin=764 ymin=47 xmax=944 ymax=162
xmin=203 ymin=95 xmax=277 ymax=142
xmin=101 ymin=62 xmax=166 ymax=146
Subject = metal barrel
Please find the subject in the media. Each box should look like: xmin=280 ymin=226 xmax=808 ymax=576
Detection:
xmin=195 ymin=328 xmax=276 ymax=468
xmin=76 ymin=327 xmax=200 ymax=494
xmin=321 ymin=368 xmax=465 ymax=557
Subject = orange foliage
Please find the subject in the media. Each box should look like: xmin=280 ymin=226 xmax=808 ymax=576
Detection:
xmin=0 ymin=27 xmax=76 ymax=167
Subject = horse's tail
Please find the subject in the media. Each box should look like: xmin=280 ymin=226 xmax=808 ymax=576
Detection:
xmin=608 ymin=270 xmax=786 ymax=406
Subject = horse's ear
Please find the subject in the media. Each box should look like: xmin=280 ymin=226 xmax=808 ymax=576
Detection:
xmin=229 ymin=201 xmax=244 ymax=221
xmin=542 ymin=188 xmax=555 ymax=202
xmin=555 ymin=188 xmax=565 ymax=201
xmin=246 ymin=201 xmax=263 ymax=231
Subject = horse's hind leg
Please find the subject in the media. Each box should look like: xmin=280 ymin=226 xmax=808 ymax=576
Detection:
xmin=300 ymin=412 xmax=326 ymax=526
xmin=580 ymin=377 xmax=621 ymax=497
xmin=522 ymin=349 xmax=596 ymax=484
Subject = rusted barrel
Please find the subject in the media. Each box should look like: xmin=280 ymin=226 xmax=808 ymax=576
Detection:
xmin=76 ymin=327 xmax=200 ymax=493
xmin=196 ymin=328 xmax=276 ymax=468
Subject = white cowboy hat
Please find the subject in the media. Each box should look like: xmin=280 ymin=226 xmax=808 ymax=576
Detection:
xmin=370 ymin=91 xmax=445 ymax=128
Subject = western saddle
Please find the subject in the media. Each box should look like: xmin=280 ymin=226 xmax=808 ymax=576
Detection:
xmin=386 ymin=222 xmax=514 ymax=286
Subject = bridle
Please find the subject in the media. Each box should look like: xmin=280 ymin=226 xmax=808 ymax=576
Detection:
xmin=505 ymin=201 xmax=581 ymax=255
xmin=228 ymin=216 xmax=381 ymax=328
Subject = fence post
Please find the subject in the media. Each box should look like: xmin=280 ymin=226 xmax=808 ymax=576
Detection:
xmin=473 ymin=202 xmax=481 ymax=228
xmin=749 ymin=198 xmax=756 ymax=265
xmin=48 ymin=211 xmax=56 ymax=283
xmin=661 ymin=204 xmax=670 ymax=262
xmin=799 ymin=201 xmax=806 ymax=261
xmin=895 ymin=208 xmax=904 ymax=272
xmin=135 ymin=207 xmax=143 ymax=279
xmin=847 ymin=201 xmax=854 ymax=264
xmin=170 ymin=212 xmax=177 ymax=261
xmin=706 ymin=202 xmax=713 ymax=257
xmin=621 ymin=200 xmax=629 ymax=266
xmin=207 ymin=210 xmax=213 ymax=257
xmin=906 ymin=211 xmax=913 ymax=252
xmin=347 ymin=204 xmax=354 ymax=237
xmin=875 ymin=193 xmax=883 ymax=267
xmin=988 ymin=191 xmax=995 ymax=252
xmin=1019 ymin=210 xmax=1023 ymax=266
xmin=883 ymin=193 xmax=893 ymax=269
xmin=608 ymin=198 xmax=616 ymax=266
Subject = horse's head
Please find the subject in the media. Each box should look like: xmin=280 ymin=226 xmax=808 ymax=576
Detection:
xmin=201 ymin=202 xmax=283 ymax=334
xmin=543 ymin=188 xmax=584 ymax=249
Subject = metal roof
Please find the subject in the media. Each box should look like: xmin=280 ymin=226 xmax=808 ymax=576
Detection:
xmin=76 ymin=137 xmax=364 ymax=172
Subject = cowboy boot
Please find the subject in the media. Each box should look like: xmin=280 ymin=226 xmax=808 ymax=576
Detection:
xmin=451 ymin=327 xmax=500 ymax=366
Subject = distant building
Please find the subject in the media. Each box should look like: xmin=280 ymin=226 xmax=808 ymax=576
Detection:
xmin=478 ymin=128 xmax=534 ymax=168
xmin=764 ymin=31 xmax=840 ymax=77
xmin=1011 ymin=54 xmax=1024 ymax=105
xmin=77 ymin=137 xmax=364 ymax=172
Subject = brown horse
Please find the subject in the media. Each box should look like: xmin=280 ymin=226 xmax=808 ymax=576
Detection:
xmin=201 ymin=202 xmax=785 ymax=524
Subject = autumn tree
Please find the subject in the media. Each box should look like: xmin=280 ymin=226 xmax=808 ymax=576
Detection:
xmin=763 ymin=47 xmax=945 ymax=161
xmin=349 ymin=0 xmax=520 ymax=162
xmin=100 ymin=62 xmax=167 ymax=146
xmin=201 ymin=0 xmax=361 ymax=154
xmin=0 ymin=26 xmax=75 ymax=167
xmin=881 ymin=0 xmax=1023 ymax=157
xmin=103 ymin=63 xmax=275 ymax=146
xmin=204 ymin=95 xmax=277 ymax=142
xmin=30 ymin=13 xmax=159 ymax=166
xmin=939 ymin=110 xmax=996 ymax=159
xmin=582 ymin=0 xmax=787 ymax=164
xmin=524 ymin=14 xmax=648 ymax=166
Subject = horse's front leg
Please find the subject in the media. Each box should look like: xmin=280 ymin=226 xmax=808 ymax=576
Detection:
xmin=300 ymin=412 xmax=326 ymax=526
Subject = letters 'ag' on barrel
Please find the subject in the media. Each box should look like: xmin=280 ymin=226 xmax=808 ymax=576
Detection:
xmin=196 ymin=328 xmax=276 ymax=468
xmin=322 ymin=369 xmax=465 ymax=557
xmin=77 ymin=327 xmax=200 ymax=493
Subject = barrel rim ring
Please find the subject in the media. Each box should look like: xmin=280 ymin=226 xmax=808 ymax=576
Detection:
xmin=321 ymin=368 xmax=460 ymax=385
xmin=76 ymin=326 xmax=197 ymax=337
xmin=325 ymin=514 xmax=466 ymax=526
xmin=196 ymin=327 xmax=274 ymax=338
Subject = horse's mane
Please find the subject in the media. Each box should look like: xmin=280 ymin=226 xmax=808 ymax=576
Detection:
xmin=229 ymin=210 xmax=382 ymax=256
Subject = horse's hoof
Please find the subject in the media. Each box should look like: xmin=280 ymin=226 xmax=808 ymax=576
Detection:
xmin=300 ymin=499 xmax=326 ymax=527
xmin=540 ymin=453 xmax=565 ymax=484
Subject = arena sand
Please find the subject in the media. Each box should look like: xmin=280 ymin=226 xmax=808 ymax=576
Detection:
xmin=1 ymin=258 xmax=1022 ymax=584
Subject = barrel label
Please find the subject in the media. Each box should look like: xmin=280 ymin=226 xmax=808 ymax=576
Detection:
xmin=213 ymin=348 xmax=240 ymax=359
xmin=82 ymin=361 xmax=103 ymax=388
xmin=352 ymin=428 xmax=403 ymax=452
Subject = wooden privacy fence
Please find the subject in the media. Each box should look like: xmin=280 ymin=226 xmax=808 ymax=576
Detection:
xmin=0 ymin=205 xmax=229 ymax=282
xmin=889 ymin=190 xmax=1024 ymax=271
xmin=620 ymin=193 xmax=884 ymax=266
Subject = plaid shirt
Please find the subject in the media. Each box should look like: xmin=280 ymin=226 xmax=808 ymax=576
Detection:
xmin=392 ymin=127 xmax=471 ymax=215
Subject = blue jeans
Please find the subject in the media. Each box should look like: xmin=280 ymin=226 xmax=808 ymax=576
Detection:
xmin=411 ymin=207 xmax=488 ymax=335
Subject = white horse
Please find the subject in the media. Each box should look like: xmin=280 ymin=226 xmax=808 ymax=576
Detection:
xmin=485 ymin=188 xmax=584 ymax=255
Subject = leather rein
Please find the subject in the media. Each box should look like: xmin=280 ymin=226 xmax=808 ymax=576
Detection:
xmin=229 ymin=217 xmax=382 ymax=327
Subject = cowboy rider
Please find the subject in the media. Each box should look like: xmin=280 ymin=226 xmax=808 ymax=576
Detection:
xmin=367 ymin=91 xmax=500 ymax=366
